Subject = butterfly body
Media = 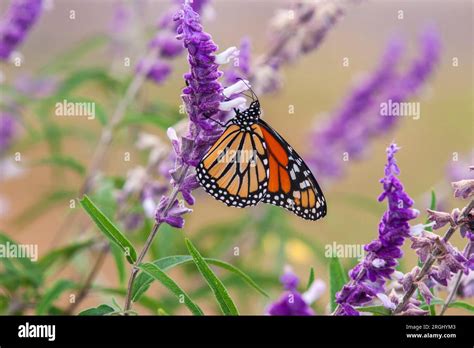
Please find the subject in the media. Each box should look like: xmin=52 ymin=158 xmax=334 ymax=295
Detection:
xmin=197 ymin=98 xmax=327 ymax=221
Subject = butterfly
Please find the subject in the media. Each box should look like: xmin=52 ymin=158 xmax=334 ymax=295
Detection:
xmin=196 ymin=83 xmax=327 ymax=221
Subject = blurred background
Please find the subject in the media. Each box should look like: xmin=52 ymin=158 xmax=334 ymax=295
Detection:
xmin=0 ymin=0 xmax=472 ymax=315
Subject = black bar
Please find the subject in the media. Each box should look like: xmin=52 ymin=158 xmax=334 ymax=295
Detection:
xmin=0 ymin=315 xmax=472 ymax=346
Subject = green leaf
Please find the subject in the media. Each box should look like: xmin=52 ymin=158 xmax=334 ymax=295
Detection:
xmin=131 ymin=255 xmax=193 ymax=301
xmin=32 ymin=155 xmax=86 ymax=175
xmin=356 ymin=305 xmax=392 ymax=316
xmin=79 ymin=195 xmax=136 ymax=264
xmin=306 ymin=267 xmax=315 ymax=291
xmin=41 ymin=35 xmax=108 ymax=74
xmin=110 ymin=244 xmax=126 ymax=286
xmin=429 ymin=190 xmax=437 ymax=210
xmin=338 ymin=192 xmax=385 ymax=217
xmin=138 ymin=262 xmax=204 ymax=316
xmin=329 ymin=257 xmax=348 ymax=312
xmin=0 ymin=234 xmax=43 ymax=289
xmin=36 ymin=280 xmax=75 ymax=315
xmin=448 ymin=301 xmax=474 ymax=312
xmin=131 ymin=255 xmax=268 ymax=302
xmin=43 ymin=122 xmax=62 ymax=155
xmin=119 ymin=112 xmax=182 ymax=130
xmin=204 ymin=258 xmax=268 ymax=298
xmin=90 ymin=177 xmax=117 ymax=218
xmin=13 ymin=190 xmax=75 ymax=227
xmin=59 ymin=97 xmax=109 ymax=125
xmin=425 ymin=190 xmax=437 ymax=232
xmin=58 ymin=68 xmax=120 ymax=97
xmin=38 ymin=239 xmax=95 ymax=272
xmin=420 ymin=298 xmax=474 ymax=313
xmin=78 ymin=304 xmax=115 ymax=316
xmin=185 ymin=238 xmax=239 ymax=315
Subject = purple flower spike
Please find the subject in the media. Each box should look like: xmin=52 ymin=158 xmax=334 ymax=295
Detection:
xmin=151 ymin=2 xmax=246 ymax=229
xmin=307 ymin=37 xmax=404 ymax=179
xmin=307 ymin=28 xmax=440 ymax=183
xmin=280 ymin=268 xmax=299 ymax=291
xmin=0 ymin=0 xmax=44 ymax=60
xmin=0 ymin=113 xmax=16 ymax=153
xmin=267 ymin=268 xmax=325 ymax=316
xmin=335 ymin=143 xmax=418 ymax=315
xmin=224 ymin=37 xmax=251 ymax=84
xmin=136 ymin=59 xmax=172 ymax=84
xmin=155 ymin=196 xmax=192 ymax=229
xmin=173 ymin=2 xmax=225 ymax=165
xmin=135 ymin=0 xmax=209 ymax=85
xmin=267 ymin=291 xmax=315 ymax=316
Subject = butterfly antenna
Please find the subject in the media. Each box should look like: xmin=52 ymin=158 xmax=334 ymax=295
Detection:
xmin=202 ymin=113 xmax=227 ymax=128
xmin=237 ymin=78 xmax=258 ymax=101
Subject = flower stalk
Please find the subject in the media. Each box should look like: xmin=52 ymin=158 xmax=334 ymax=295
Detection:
xmin=393 ymin=199 xmax=474 ymax=314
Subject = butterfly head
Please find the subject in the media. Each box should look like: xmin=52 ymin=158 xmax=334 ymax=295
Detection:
xmin=234 ymin=100 xmax=261 ymax=126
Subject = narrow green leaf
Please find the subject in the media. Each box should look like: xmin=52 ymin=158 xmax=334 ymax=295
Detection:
xmin=424 ymin=191 xmax=436 ymax=314
xmin=448 ymin=301 xmax=474 ymax=312
xmin=329 ymin=257 xmax=348 ymax=312
xmin=132 ymin=256 xmax=194 ymax=301
xmin=0 ymin=233 xmax=43 ymax=288
xmin=425 ymin=190 xmax=437 ymax=232
xmin=306 ymin=267 xmax=315 ymax=291
xmin=131 ymin=255 xmax=268 ymax=302
xmin=36 ymin=280 xmax=75 ymax=315
xmin=119 ymin=112 xmax=182 ymax=130
xmin=79 ymin=195 xmax=136 ymax=264
xmin=139 ymin=262 xmax=204 ymax=316
xmin=38 ymin=239 xmax=95 ymax=272
xmin=110 ymin=244 xmax=126 ymax=286
xmin=58 ymin=68 xmax=120 ymax=97
xmin=185 ymin=239 xmax=239 ymax=315
xmin=356 ymin=305 xmax=392 ymax=316
xmin=78 ymin=304 xmax=115 ymax=316
xmin=41 ymin=35 xmax=108 ymax=73
xmin=420 ymin=298 xmax=474 ymax=313
xmin=13 ymin=190 xmax=75 ymax=227
xmin=58 ymin=97 xmax=108 ymax=125
xmin=32 ymin=155 xmax=85 ymax=175
xmin=204 ymin=258 xmax=268 ymax=298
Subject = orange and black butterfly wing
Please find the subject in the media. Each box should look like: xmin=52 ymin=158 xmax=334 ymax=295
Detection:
xmin=197 ymin=123 xmax=269 ymax=207
xmin=257 ymin=119 xmax=327 ymax=221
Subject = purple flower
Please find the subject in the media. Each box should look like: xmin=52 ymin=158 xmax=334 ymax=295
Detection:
xmin=452 ymin=180 xmax=474 ymax=199
xmin=267 ymin=268 xmax=325 ymax=316
xmin=150 ymin=32 xmax=184 ymax=58
xmin=457 ymin=271 xmax=474 ymax=298
xmin=0 ymin=113 xmax=16 ymax=153
xmin=135 ymin=0 xmax=209 ymax=85
xmin=0 ymin=0 xmax=43 ymax=60
xmin=152 ymin=2 xmax=247 ymax=229
xmin=373 ymin=27 xmax=441 ymax=133
xmin=446 ymin=151 xmax=474 ymax=182
xmin=136 ymin=59 xmax=172 ymax=84
xmin=307 ymin=28 xmax=440 ymax=182
xmin=253 ymin=1 xmax=345 ymax=94
xmin=307 ymin=37 xmax=404 ymax=179
xmin=224 ymin=37 xmax=251 ymax=84
xmin=267 ymin=291 xmax=315 ymax=316
xmin=109 ymin=2 xmax=130 ymax=34
xmin=155 ymin=196 xmax=192 ymax=229
xmin=335 ymin=144 xmax=419 ymax=315
xmin=14 ymin=74 xmax=58 ymax=98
